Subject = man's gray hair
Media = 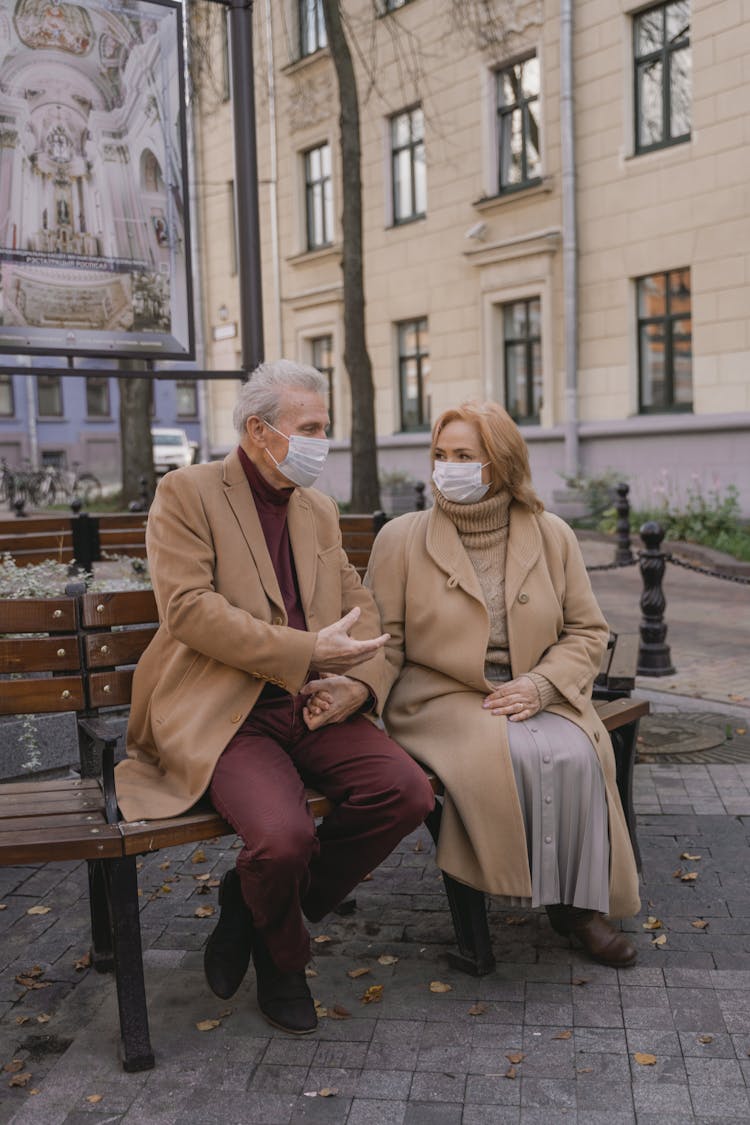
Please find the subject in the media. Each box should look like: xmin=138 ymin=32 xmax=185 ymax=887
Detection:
xmin=232 ymin=359 xmax=327 ymax=437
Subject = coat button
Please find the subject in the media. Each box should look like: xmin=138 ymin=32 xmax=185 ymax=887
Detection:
xmin=518 ymin=592 xmax=529 ymax=604
xmin=231 ymin=712 xmax=243 ymax=723
xmin=594 ymin=730 xmax=601 ymax=742
xmin=447 ymin=576 xmax=459 ymax=589
xmin=273 ymin=616 xmax=283 ymax=626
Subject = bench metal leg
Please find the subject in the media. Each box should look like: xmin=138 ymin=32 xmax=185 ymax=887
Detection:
xmin=425 ymin=802 xmax=496 ymax=977
xmin=105 ymin=856 xmax=155 ymax=1072
xmin=611 ymin=719 xmax=642 ymax=872
xmin=88 ymin=859 xmax=114 ymax=973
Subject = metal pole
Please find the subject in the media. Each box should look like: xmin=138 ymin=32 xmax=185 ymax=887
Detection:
xmin=228 ymin=0 xmax=264 ymax=374
xmin=560 ymin=0 xmax=579 ymax=478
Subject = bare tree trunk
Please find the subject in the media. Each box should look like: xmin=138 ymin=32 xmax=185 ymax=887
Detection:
xmin=321 ymin=0 xmax=380 ymax=512
xmin=119 ymin=366 xmax=155 ymax=506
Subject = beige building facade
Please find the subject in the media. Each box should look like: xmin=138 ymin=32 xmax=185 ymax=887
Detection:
xmin=194 ymin=0 xmax=750 ymax=514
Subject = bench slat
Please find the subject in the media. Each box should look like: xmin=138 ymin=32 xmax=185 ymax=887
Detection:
xmin=0 ymin=777 xmax=100 ymax=796
xmin=0 ymin=532 xmax=73 ymax=553
xmin=0 ymin=789 xmax=105 ymax=817
xmin=0 ymin=676 xmax=85 ymax=716
xmin=89 ymin=668 xmax=134 ymax=708
xmin=0 ymin=823 xmax=123 ymax=863
xmin=0 ymin=811 xmax=110 ymax=831
xmin=0 ymin=635 xmax=81 ymax=674
xmin=85 ymin=627 xmax=157 ymax=668
xmin=595 ymin=697 xmax=649 ymax=730
xmin=0 ymin=598 xmax=76 ymax=633
xmin=80 ymin=591 xmax=157 ymax=628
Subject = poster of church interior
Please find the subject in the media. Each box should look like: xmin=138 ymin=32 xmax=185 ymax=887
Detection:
xmin=0 ymin=0 xmax=193 ymax=358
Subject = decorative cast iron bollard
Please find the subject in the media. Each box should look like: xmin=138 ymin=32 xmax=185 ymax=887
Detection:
xmin=414 ymin=481 xmax=426 ymax=511
xmin=614 ymin=482 xmax=633 ymax=565
xmin=637 ymin=521 xmax=675 ymax=676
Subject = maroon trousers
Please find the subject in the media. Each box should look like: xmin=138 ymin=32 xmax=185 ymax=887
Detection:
xmin=209 ymin=693 xmax=435 ymax=972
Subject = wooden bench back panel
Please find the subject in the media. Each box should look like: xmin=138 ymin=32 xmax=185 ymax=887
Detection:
xmin=0 ymin=634 xmax=80 ymax=674
xmin=0 ymin=597 xmax=76 ymax=632
xmin=0 ymin=676 xmax=85 ymax=716
xmin=0 ymin=515 xmax=71 ymax=535
xmin=80 ymin=590 xmax=158 ymax=628
xmin=89 ymin=668 xmax=135 ymax=709
xmin=85 ymin=627 xmax=157 ymax=668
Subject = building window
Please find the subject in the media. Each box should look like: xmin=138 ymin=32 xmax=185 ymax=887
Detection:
xmin=37 ymin=375 xmax=63 ymax=417
xmin=304 ymin=143 xmax=333 ymax=250
xmin=634 ymin=1 xmax=691 ymax=153
xmin=311 ymin=335 xmax=334 ymax=432
xmin=227 ymin=180 xmax=237 ymax=277
xmin=503 ymin=298 xmax=542 ymax=424
xmin=176 ymin=380 xmax=198 ymax=418
xmin=299 ymin=0 xmax=327 ymax=58
xmin=397 ymin=318 xmax=430 ymax=432
xmin=86 ymin=377 xmax=110 ymax=418
xmin=41 ymin=449 xmax=65 ymax=469
xmin=391 ymin=106 xmax=426 ymax=224
xmin=0 ymin=375 xmax=13 ymax=417
xmin=637 ymin=269 xmax=692 ymax=413
xmin=496 ymin=55 xmax=541 ymax=192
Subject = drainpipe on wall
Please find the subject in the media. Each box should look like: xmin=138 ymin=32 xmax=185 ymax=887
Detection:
xmin=263 ymin=0 xmax=283 ymax=355
xmin=22 ymin=364 xmax=39 ymax=470
xmin=560 ymin=0 xmax=579 ymax=479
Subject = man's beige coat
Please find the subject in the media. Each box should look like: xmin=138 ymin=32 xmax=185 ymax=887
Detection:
xmin=366 ymin=502 xmax=640 ymax=919
xmin=115 ymin=451 xmax=387 ymax=822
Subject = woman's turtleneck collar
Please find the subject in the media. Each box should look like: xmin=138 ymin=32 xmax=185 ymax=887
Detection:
xmin=432 ymin=483 xmax=512 ymax=536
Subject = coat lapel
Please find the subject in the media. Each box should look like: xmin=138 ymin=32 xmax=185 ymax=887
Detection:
xmin=287 ymin=490 xmax=317 ymax=616
xmin=505 ymin=503 xmax=543 ymax=612
xmin=425 ymin=505 xmax=485 ymax=606
xmin=221 ymin=450 xmax=285 ymax=614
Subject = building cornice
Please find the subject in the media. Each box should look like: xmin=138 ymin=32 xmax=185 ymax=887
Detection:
xmin=463 ymin=228 xmax=561 ymax=267
xmin=282 ymin=282 xmax=344 ymax=312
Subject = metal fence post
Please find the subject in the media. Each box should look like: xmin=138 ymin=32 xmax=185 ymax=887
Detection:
xmin=637 ymin=521 xmax=675 ymax=676
xmin=614 ymin=482 xmax=633 ymax=565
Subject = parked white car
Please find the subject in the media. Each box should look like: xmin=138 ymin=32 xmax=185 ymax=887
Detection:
xmin=151 ymin=427 xmax=195 ymax=474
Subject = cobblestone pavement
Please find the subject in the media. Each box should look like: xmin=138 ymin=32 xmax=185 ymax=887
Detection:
xmin=1 ymin=539 xmax=748 ymax=1122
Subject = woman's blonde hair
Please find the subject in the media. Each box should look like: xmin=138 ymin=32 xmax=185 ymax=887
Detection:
xmin=431 ymin=401 xmax=544 ymax=512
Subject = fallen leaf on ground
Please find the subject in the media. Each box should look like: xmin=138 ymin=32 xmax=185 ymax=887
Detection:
xmin=681 ymin=872 xmax=699 ymax=882
xmin=159 ymin=860 xmax=171 ymax=870
xmin=28 ymin=1088 xmax=40 ymax=1096
xmin=314 ymin=999 xmax=328 ymax=1018
xmin=313 ymin=935 xmax=331 ymax=944
xmin=8 ymin=1072 xmax=32 ymax=1088
xmin=503 ymin=915 xmax=529 ymax=926
xmin=347 ymin=967 xmax=370 ymax=979
xmin=642 ymin=916 xmax=662 ymax=931
xmin=577 ymin=1066 xmax=593 ymax=1073
xmin=467 ymin=1003 xmax=487 ymax=1016
xmin=0 ymin=905 xmax=6 ymax=911
xmin=86 ymin=1095 xmax=103 ymax=1104
xmin=3 ymin=1061 xmax=24 ymax=1074
xmin=35 ymin=1015 xmax=50 ymax=1024
xmin=194 ymin=906 xmax=215 ymax=919
xmin=728 ymin=694 xmax=747 ymax=702
xmin=504 ymin=1065 xmax=517 ymax=1079
xmin=73 ymin=952 xmax=91 ymax=971
xmin=196 ymin=885 xmax=211 ymax=896
xmin=506 ymin=1051 xmax=525 ymax=1065
xmin=652 ymin=934 xmax=668 ymax=947
xmin=680 ymin=853 xmax=701 ymax=861
xmin=191 ymin=849 xmax=207 ymax=864
xmin=26 ymin=906 xmax=50 ymax=916
xmin=377 ymin=954 xmax=399 ymax=966
xmin=553 ymin=1030 xmax=572 ymax=1040
xmin=15 ymin=975 xmax=50 ymax=990
xmin=19 ymin=966 xmax=43 ymax=978
xmin=195 ymin=1019 xmax=221 ymax=1032
xmin=429 ymin=981 xmax=452 ymax=994
xmin=159 ymin=885 xmax=172 ymax=894
xmin=318 ymin=1087 xmax=339 ymax=1097
xmin=413 ymin=840 xmax=424 ymax=853
xmin=194 ymin=873 xmax=210 ymax=882
xmin=231 ymin=840 xmax=242 ymax=849
xmin=634 ymin=1052 xmax=657 ymax=1066
xmin=361 ymin=985 xmax=384 ymax=1004
xmin=697 ymin=1035 xmax=713 ymax=1044
xmin=572 ymin=978 xmax=589 ymax=986
xmin=691 ymin=919 xmax=709 ymax=930
xmin=360 ymin=873 xmax=373 ymax=882
xmin=328 ymin=1005 xmax=351 ymax=1020
xmin=207 ymin=878 xmax=220 ymax=888
xmin=14 ymin=1017 xmax=29 ymax=1026
xmin=672 ymin=868 xmax=683 ymax=879
xmin=305 ymin=967 xmax=318 ymax=978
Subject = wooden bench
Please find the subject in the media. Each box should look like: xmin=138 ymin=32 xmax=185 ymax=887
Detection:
xmin=0 ymin=512 xmax=149 ymax=570
xmin=0 ymin=518 xmax=648 ymax=1071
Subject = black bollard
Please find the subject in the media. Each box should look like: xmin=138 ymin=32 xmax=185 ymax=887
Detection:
xmin=614 ymin=482 xmax=633 ymax=565
xmin=637 ymin=521 xmax=675 ymax=676
xmin=12 ymin=497 xmax=27 ymax=517
xmin=414 ymin=481 xmax=426 ymax=511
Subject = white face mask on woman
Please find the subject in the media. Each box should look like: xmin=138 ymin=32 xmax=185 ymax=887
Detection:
xmin=264 ymin=420 xmax=330 ymax=488
xmin=432 ymin=461 xmax=491 ymax=504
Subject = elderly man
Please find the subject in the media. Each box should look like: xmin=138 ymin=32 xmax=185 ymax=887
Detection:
xmin=116 ymin=360 xmax=434 ymax=1034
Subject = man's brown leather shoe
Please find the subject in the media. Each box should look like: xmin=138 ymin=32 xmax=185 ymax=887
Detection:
xmin=253 ymin=931 xmax=318 ymax=1035
xmin=546 ymin=905 xmax=637 ymax=968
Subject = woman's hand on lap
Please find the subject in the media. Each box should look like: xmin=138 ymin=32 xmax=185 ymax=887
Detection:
xmin=483 ymin=676 xmax=540 ymax=721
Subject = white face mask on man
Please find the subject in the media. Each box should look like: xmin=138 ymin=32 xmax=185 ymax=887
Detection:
xmin=264 ymin=420 xmax=330 ymax=488
xmin=432 ymin=460 xmax=491 ymax=504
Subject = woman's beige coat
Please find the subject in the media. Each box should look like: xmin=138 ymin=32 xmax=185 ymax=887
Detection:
xmin=115 ymin=451 xmax=387 ymax=822
xmin=366 ymin=502 xmax=640 ymax=919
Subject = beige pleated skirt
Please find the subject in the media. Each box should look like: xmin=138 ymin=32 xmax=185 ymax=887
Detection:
xmin=497 ymin=710 xmax=610 ymax=913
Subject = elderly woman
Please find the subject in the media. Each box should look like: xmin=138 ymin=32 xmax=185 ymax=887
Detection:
xmin=364 ymin=402 xmax=640 ymax=966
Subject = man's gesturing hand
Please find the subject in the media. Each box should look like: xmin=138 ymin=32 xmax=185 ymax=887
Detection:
xmin=310 ymin=607 xmax=389 ymax=674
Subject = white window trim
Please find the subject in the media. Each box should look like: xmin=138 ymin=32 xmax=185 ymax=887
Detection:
xmin=483 ymin=42 xmax=546 ymax=201
xmin=482 ymin=279 xmax=553 ymax=429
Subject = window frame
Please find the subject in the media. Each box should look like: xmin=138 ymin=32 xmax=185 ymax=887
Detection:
xmin=36 ymin=375 xmax=63 ymax=418
xmin=299 ymin=0 xmax=327 ymax=59
xmin=396 ymin=317 xmax=430 ymax=433
xmin=633 ymin=0 xmax=691 ymax=155
xmin=85 ymin=376 xmax=111 ymax=419
xmin=390 ymin=105 xmax=426 ymax=225
xmin=0 ymin=374 xmax=14 ymax=417
xmin=310 ymin=335 xmax=335 ymax=434
xmin=303 ymin=142 xmax=333 ymax=251
xmin=495 ymin=53 xmax=542 ymax=195
xmin=176 ymin=380 xmax=198 ymax=419
xmin=636 ymin=268 xmax=693 ymax=414
xmin=502 ymin=296 xmax=542 ymax=425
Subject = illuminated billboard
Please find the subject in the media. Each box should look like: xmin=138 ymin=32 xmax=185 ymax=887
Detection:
xmin=0 ymin=0 xmax=194 ymax=359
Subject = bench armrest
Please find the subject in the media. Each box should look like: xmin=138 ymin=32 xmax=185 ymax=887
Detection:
xmin=77 ymin=716 xmax=121 ymax=825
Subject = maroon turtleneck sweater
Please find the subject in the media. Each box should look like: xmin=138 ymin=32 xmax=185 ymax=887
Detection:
xmin=237 ymin=445 xmax=307 ymax=633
